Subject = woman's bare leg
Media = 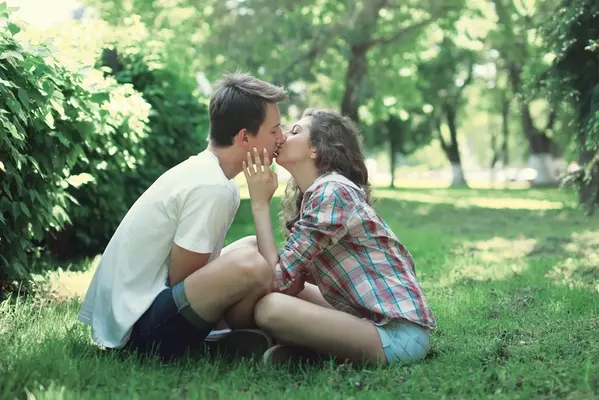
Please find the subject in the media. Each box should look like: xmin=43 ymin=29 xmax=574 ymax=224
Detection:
xmin=254 ymin=292 xmax=386 ymax=365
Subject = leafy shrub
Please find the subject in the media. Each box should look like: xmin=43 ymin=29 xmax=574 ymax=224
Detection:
xmin=0 ymin=4 xmax=150 ymax=287
xmin=43 ymin=17 xmax=210 ymax=259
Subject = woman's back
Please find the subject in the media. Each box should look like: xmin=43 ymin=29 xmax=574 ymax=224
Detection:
xmin=278 ymin=173 xmax=436 ymax=330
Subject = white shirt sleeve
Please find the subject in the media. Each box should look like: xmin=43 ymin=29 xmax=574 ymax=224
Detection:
xmin=173 ymin=184 xmax=235 ymax=254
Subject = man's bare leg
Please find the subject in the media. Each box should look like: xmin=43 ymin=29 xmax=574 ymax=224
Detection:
xmin=183 ymin=245 xmax=272 ymax=326
xmin=212 ymin=235 xmax=261 ymax=329
xmin=179 ymin=245 xmax=274 ymax=357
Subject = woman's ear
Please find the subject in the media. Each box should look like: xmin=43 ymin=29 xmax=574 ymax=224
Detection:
xmin=309 ymin=148 xmax=318 ymax=160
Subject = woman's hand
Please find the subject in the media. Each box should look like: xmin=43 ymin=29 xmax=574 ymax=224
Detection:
xmin=243 ymin=147 xmax=278 ymax=208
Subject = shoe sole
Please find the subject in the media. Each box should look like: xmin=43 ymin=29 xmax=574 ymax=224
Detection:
xmin=204 ymin=329 xmax=273 ymax=359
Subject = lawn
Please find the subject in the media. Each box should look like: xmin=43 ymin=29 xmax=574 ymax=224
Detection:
xmin=1 ymin=187 xmax=598 ymax=399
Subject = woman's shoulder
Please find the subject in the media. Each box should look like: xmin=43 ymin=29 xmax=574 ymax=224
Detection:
xmin=304 ymin=178 xmax=366 ymax=211
xmin=307 ymin=173 xmax=365 ymax=196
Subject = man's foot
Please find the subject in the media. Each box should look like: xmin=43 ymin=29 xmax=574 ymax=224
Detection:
xmin=262 ymin=344 xmax=324 ymax=366
xmin=204 ymin=329 xmax=273 ymax=359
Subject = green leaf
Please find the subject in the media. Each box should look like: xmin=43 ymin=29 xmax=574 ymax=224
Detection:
xmin=44 ymin=111 xmax=55 ymax=128
xmin=0 ymin=2 xmax=6 ymax=12
xmin=0 ymin=50 xmax=24 ymax=62
xmin=8 ymin=22 xmax=21 ymax=36
xmin=19 ymin=202 xmax=31 ymax=217
xmin=5 ymin=122 xmax=22 ymax=140
xmin=2 ymin=182 xmax=12 ymax=200
xmin=91 ymin=92 xmax=110 ymax=104
xmin=0 ymin=77 xmax=16 ymax=88
xmin=6 ymin=98 xmax=20 ymax=113
xmin=34 ymin=63 xmax=46 ymax=77
xmin=57 ymin=132 xmax=70 ymax=147
xmin=17 ymin=88 xmax=29 ymax=109
xmin=12 ymin=202 xmax=20 ymax=219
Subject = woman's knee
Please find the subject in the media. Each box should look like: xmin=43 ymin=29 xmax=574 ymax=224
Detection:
xmin=254 ymin=292 xmax=287 ymax=330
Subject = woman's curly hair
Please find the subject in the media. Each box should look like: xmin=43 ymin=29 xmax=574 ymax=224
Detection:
xmin=279 ymin=108 xmax=372 ymax=236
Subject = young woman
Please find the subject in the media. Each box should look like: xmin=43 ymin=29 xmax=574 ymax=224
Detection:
xmin=243 ymin=108 xmax=436 ymax=365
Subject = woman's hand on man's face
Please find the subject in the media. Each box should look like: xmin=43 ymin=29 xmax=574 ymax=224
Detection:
xmin=243 ymin=147 xmax=279 ymax=208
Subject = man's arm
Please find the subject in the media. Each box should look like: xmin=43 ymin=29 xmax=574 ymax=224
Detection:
xmin=168 ymin=244 xmax=211 ymax=286
xmin=168 ymin=184 xmax=234 ymax=286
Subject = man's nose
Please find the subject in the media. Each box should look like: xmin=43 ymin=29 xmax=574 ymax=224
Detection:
xmin=278 ymin=133 xmax=287 ymax=145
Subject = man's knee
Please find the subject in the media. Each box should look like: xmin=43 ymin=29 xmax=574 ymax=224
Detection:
xmin=240 ymin=235 xmax=257 ymax=248
xmin=254 ymin=292 xmax=286 ymax=330
xmin=234 ymin=247 xmax=272 ymax=288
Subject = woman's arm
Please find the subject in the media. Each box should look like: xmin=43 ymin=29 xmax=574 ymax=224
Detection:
xmin=251 ymin=204 xmax=279 ymax=268
xmin=243 ymin=148 xmax=280 ymax=269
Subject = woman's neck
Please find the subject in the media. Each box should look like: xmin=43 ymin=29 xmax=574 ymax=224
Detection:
xmin=286 ymin=164 xmax=321 ymax=192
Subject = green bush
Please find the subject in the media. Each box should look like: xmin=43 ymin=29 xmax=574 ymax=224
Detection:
xmin=0 ymin=5 xmax=151 ymax=287
xmin=44 ymin=75 xmax=151 ymax=260
xmin=39 ymin=18 xmax=209 ymax=259
xmin=99 ymin=41 xmax=210 ymax=192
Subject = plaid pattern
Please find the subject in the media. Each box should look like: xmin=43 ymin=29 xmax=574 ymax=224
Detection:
xmin=275 ymin=177 xmax=436 ymax=330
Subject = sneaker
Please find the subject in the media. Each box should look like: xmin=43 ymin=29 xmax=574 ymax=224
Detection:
xmin=262 ymin=344 xmax=324 ymax=366
xmin=204 ymin=329 xmax=274 ymax=359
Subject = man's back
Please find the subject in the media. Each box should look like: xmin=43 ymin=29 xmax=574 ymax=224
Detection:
xmin=78 ymin=150 xmax=240 ymax=348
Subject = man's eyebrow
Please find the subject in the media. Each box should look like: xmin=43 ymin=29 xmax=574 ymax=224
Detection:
xmin=271 ymin=122 xmax=281 ymax=130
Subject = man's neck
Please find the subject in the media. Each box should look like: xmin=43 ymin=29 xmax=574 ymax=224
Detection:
xmin=207 ymin=144 xmax=242 ymax=180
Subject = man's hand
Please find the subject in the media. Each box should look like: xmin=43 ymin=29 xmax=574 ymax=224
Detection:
xmin=243 ymin=147 xmax=278 ymax=208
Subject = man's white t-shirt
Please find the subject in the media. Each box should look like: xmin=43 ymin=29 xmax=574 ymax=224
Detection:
xmin=78 ymin=150 xmax=240 ymax=349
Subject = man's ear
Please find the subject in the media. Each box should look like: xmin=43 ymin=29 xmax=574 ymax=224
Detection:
xmin=234 ymin=129 xmax=249 ymax=147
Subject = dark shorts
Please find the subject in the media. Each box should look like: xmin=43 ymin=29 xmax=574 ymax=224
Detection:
xmin=126 ymin=280 xmax=215 ymax=361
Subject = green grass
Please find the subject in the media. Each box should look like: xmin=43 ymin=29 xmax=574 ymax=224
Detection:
xmin=1 ymin=187 xmax=598 ymax=399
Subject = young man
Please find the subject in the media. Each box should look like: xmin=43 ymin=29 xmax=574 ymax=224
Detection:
xmin=78 ymin=72 xmax=287 ymax=360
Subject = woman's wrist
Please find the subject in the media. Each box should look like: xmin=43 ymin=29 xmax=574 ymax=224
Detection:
xmin=251 ymin=202 xmax=271 ymax=213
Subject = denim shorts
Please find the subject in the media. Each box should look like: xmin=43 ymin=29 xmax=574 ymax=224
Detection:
xmin=126 ymin=280 xmax=215 ymax=361
xmin=374 ymin=319 xmax=431 ymax=365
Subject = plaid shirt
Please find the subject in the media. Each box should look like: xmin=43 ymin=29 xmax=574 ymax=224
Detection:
xmin=275 ymin=174 xmax=436 ymax=329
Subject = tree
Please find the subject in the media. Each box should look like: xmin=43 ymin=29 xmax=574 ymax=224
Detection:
xmin=366 ymin=109 xmax=435 ymax=187
xmin=86 ymin=0 xmax=465 ymax=124
xmin=416 ymin=37 xmax=479 ymax=186
xmin=539 ymin=0 xmax=599 ymax=213
xmin=491 ymin=0 xmax=563 ymax=186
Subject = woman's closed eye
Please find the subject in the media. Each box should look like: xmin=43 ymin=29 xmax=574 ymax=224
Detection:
xmin=290 ymin=125 xmax=302 ymax=135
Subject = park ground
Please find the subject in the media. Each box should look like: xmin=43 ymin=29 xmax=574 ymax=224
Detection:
xmin=1 ymin=186 xmax=598 ymax=399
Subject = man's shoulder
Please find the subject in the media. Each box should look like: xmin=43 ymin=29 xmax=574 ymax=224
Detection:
xmin=164 ymin=152 xmax=232 ymax=188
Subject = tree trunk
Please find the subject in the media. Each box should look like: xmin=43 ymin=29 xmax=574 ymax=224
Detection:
xmin=443 ymin=103 xmax=467 ymax=186
xmin=389 ymin=141 xmax=397 ymax=189
xmin=340 ymin=45 xmax=369 ymax=124
xmin=490 ymin=131 xmax=499 ymax=184
xmin=388 ymin=123 xmax=405 ymax=188
xmin=521 ymin=104 xmax=558 ymax=186
xmin=501 ymin=92 xmax=510 ymax=166
xmin=509 ymin=62 xmax=558 ymax=186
